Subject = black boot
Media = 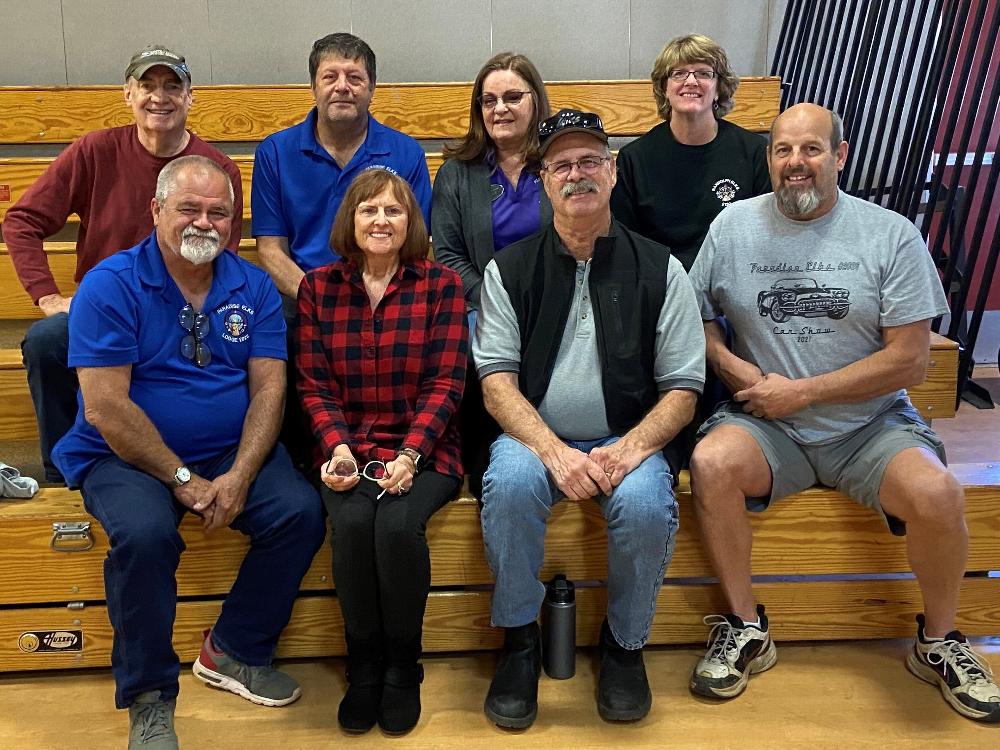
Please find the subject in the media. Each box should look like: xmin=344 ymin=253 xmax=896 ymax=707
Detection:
xmin=338 ymin=634 xmax=382 ymax=733
xmin=597 ymin=618 xmax=651 ymax=722
xmin=484 ymin=622 xmax=542 ymax=729
xmin=378 ymin=636 xmax=424 ymax=735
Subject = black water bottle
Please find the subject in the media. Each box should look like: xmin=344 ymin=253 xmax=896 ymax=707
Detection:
xmin=542 ymin=574 xmax=576 ymax=679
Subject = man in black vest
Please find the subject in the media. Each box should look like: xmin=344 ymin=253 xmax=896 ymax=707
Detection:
xmin=474 ymin=110 xmax=706 ymax=728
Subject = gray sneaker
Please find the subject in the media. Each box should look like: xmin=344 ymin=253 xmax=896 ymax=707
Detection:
xmin=192 ymin=630 xmax=301 ymax=707
xmin=128 ymin=691 xmax=178 ymax=749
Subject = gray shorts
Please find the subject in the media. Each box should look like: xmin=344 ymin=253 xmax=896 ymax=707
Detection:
xmin=695 ymin=398 xmax=947 ymax=536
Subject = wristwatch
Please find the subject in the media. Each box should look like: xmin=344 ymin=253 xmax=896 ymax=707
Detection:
xmin=397 ymin=448 xmax=423 ymax=473
xmin=173 ymin=466 xmax=192 ymax=487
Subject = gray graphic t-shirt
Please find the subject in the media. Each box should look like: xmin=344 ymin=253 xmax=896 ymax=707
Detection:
xmin=689 ymin=190 xmax=948 ymax=445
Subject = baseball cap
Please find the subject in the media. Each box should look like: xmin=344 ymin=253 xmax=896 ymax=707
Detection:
xmin=538 ymin=109 xmax=609 ymax=157
xmin=124 ymin=45 xmax=191 ymax=84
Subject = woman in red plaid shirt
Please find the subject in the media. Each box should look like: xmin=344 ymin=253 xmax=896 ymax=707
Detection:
xmin=295 ymin=169 xmax=468 ymax=735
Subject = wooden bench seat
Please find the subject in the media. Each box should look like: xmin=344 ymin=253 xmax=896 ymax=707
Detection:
xmin=0 ymin=315 xmax=962 ymax=444
xmin=1 ymin=465 xmax=997 ymax=672
xmin=0 ymin=238 xmax=962 ymax=436
xmin=0 ymin=79 xmax=779 ymax=226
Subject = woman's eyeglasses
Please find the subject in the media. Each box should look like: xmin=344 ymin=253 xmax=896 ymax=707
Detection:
xmin=325 ymin=456 xmax=388 ymax=499
xmin=667 ymin=69 xmax=717 ymax=82
xmin=178 ymin=303 xmax=211 ymax=367
xmin=478 ymin=90 xmax=532 ymax=110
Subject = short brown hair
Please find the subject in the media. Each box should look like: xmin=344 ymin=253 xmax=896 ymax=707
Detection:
xmin=651 ymin=34 xmax=740 ymax=121
xmin=443 ymin=52 xmax=551 ymax=164
xmin=330 ymin=169 xmax=429 ymax=267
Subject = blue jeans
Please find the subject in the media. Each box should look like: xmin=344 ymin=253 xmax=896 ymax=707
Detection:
xmin=21 ymin=313 xmax=76 ymax=483
xmin=480 ymin=434 xmax=678 ymax=649
xmin=81 ymin=443 xmax=326 ymax=708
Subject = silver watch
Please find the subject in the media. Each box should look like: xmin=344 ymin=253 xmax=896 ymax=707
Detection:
xmin=173 ymin=466 xmax=192 ymax=487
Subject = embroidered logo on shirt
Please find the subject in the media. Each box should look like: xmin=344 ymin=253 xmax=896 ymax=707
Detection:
xmin=362 ymin=164 xmax=401 ymax=177
xmin=216 ymin=303 xmax=254 ymax=343
xmin=712 ymin=178 xmax=740 ymax=206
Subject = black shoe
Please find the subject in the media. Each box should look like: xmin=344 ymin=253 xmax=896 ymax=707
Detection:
xmin=597 ymin=619 xmax=651 ymax=722
xmin=378 ymin=636 xmax=424 ymax=735
xmin=338 ymin=634 xmax=382 ymax=734
xmin=484 ymin=622 xmax=541 ymax=729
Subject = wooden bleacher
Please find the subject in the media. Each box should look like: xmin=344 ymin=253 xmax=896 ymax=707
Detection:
xmin=0 ymin=78 xmax=780 ymax=226
xmin=2 ymin=466 xmax=998 ymax=672
xmin=0 ymin=78 xmax=990 ymax=673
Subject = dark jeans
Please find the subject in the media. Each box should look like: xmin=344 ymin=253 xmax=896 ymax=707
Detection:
xmin=82 ymin=443 xmax=326 ymax=708
xmin=21 ymin=313 xmax=75 ymax=483
xmin=280 ymin=294 xmax=316 ymax=472
xmin=322 ymin=471 xmax=458 ymax=643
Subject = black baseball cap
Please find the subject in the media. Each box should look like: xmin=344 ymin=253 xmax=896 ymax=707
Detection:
xmin=538 ymin=109 xmax=609 ymax=156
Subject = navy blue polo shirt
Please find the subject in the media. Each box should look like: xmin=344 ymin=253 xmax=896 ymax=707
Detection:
xmin=251 ymin=110 xmax=433 ymax=273
xmin=52 ymin=233 xmax=286 ymax=487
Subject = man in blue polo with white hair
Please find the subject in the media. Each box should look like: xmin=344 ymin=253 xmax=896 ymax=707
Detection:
xmin=53 ymin=156 xmax=325 ymax=749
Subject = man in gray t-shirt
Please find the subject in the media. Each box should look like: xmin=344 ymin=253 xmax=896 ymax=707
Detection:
xmin=474 ymin=110 xmax=705 ymax=729
xmin=685 ymin=103 xmax=999 ymax=723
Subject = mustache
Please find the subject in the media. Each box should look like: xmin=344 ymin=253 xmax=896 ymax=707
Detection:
xmin=782 ymin=166 xmax=813 ymax=180
xmin=560 ymin=179 xmax=600 ymax=197
xmin=182 ymin=226 xmax=220 ymax=243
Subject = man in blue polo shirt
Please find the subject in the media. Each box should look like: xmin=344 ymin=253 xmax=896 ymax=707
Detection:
xmin=52 ymin=156 xmax=325 ymax=750
xmin=251 ymin=32 xmax=432 ymax=298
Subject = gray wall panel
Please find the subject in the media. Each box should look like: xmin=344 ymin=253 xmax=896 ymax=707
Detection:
xmin=0 ymin=0 xmax=67 ymax=85
xmin=208 ymin=0 xmax=353 ymax=84
xmin=0 ymin=1 xmax=786 ymax=86
xmin=628 ymin=0 xmax=771 ymax=80
xmin=62 ymin=0 xmax=212 ymax=85
xmin=353 ymin=0 xmax=492 ymax=83
xmin=492 ymin=0 xmax=631 ymax=81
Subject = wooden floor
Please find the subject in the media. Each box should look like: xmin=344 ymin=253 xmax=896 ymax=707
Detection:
xmin=2 ymin=639 xmax=998 ymax=749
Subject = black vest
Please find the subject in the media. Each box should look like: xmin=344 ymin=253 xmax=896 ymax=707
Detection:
xmin=494 ymin=220 xmax=671 ymax=434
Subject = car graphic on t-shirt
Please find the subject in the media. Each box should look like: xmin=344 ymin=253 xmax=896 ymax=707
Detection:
xmin=757 ymin=277 xmax=850 ymax=322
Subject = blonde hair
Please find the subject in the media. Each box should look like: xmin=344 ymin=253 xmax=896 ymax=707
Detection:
xmin=651 ymin=34 xmax=740 ymax=121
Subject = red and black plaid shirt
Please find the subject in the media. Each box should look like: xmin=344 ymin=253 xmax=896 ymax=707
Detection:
xmin=295 ymin=257 xmax=468 ymax=478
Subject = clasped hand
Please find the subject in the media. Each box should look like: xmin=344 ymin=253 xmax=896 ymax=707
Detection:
xmin=733 ymin=372 xmax=809 ymax=420
xmin=173 ymin=471 xmax=250 ymax=532
xmin=544 ymin=440 xmax=643 ymax=501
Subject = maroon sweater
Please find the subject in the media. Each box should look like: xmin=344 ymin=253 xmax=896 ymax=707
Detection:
xmin=4 ymin=125 xmax=243 ymax=303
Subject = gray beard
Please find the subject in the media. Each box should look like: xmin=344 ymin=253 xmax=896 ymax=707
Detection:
xmin=776 ymin=184 xmax=821 ymax=217
xmin=180 ymin=233 xmax=221 ymax=265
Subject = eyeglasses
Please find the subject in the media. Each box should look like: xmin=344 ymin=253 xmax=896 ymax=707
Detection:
xmin=541 ymin=155 xmax=611 ymax=179
xmin=178 ymin=303 xmax=212 ymax=368
xmin=478 ymin=90 xmax=532 ymax=109
xmin=667 ymin=69 xmax=717 ymax=82
xmin=325 ymin=456 xmax=388 ymax=499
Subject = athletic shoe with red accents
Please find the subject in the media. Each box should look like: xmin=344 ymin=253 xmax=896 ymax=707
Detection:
xmin=192 ymin=629 xmax=301 ymax=707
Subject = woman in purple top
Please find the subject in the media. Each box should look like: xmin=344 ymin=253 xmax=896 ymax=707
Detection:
xmin=432 ymin=52 xmax=552 ymax=495
xmin=432 ymin=52 xmax=552 ymax=312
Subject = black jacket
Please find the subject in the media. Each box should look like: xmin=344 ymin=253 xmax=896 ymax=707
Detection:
xmin=493 ymin=219 xmax=671 ymax=434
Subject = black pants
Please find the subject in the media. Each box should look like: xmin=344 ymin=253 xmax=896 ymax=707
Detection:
xmin=322 ymin=471 xmax=459 ymax=643
xmin=458 ymin=362 xmax=499 ymax=498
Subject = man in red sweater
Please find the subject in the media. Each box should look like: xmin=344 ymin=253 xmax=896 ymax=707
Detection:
xmin=4 ymin=45 xmax=243 ymax=482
